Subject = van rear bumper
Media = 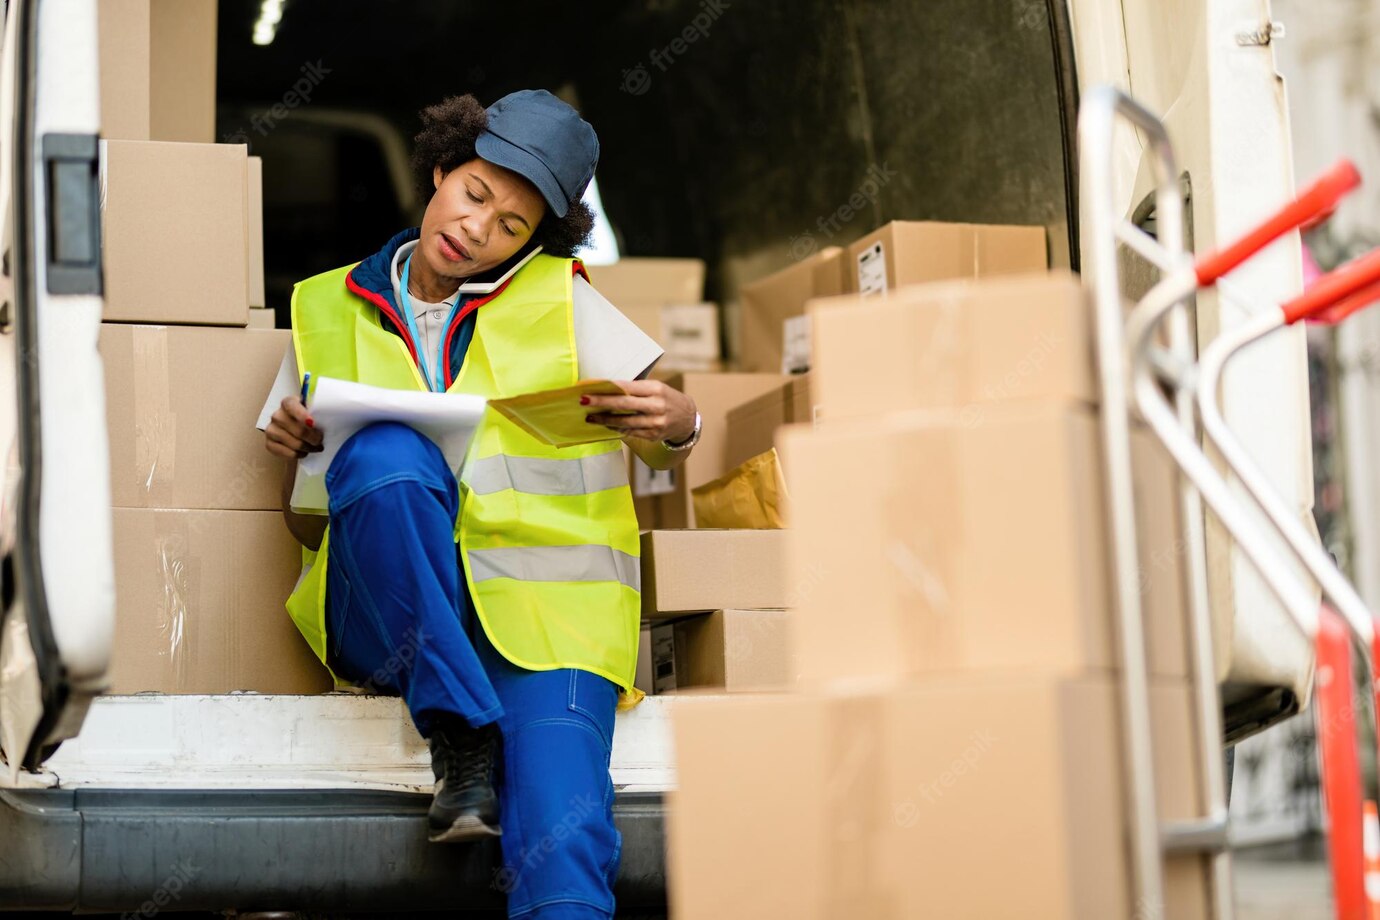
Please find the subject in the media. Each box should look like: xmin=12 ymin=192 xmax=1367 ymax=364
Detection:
xmin=0 ymin=786 xmax=667 ymax=913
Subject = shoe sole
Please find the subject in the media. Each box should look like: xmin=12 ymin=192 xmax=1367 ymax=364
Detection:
xmin=428 ymin=815 xmax=503 ymax=844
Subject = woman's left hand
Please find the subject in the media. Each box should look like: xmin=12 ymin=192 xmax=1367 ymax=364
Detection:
xmin=583 ymin=379 xmax=697 ymax=444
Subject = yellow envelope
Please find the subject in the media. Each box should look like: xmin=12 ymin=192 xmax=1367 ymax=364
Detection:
xmin=691 ymin=447 xmax=790 ymax=529
xmin=488 ymin=379 xmax=634 ymax=448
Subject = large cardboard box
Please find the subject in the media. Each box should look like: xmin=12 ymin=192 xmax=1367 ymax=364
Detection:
xmin=668 ymin=677 xmax=1209 ymax=920
xmin=725 ymin=373 xmax=814 ymax=470
xmin=672 ymin=609 xmax=791 ymax=692
xmin=738 ymin=247 xmax=849 ymax=373
xmin=248 ymin=156 xmax=266 ymax=308
xmin=641 ymin=530 xmax=789 ymax=618
xmin=102 ymin=140 xmax=251 ymax=326
xmin=778 ymin=402 xmax=1189 ymax=682
xmin=110 ymin=508 xmax=332 ymax=694
xmin=809 ymin=271 xmax=1094 ymax=420
xmin=652 ymin=372 xmax=787 ymax=528
xmin=98 ymin=0 xmax=217 ymax=143
xmin=101 ymin=325 xmax=289 ymax=510
xmin=845 ymin=220 xmax=1046 ymax=297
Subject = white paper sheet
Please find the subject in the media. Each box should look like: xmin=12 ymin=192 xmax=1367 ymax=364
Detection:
xmin=291 ymin=377 xmax=487 ymax=515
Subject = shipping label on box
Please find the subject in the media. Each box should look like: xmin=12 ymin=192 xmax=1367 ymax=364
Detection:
xmin=650 ymin=623 xmax=678 ymax=693
xmin=633 ymin=456 xmax=677 ymax=497
xmin=781 ymin=314 xmax=812 ymax=374
xmin=662 ymin=303 xmax=721 ymax=367
xmin=856 ymin=240 xmax=887 ymax=296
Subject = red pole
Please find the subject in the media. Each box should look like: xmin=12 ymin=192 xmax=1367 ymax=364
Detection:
xmin=1317 ymin=605 xmax=1367 ymax=919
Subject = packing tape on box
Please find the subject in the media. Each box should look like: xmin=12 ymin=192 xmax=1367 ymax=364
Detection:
xmin=132 ymin=325 xmax=176 ymax=494
xmin=825 ymin=695 xmax=899 ymax=916
xmin=154 ymin=526 xmax=195 ymax=684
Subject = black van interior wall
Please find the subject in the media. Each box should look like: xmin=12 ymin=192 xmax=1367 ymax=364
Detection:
xmin=216 ymin=0 xmax=1071 ymax=320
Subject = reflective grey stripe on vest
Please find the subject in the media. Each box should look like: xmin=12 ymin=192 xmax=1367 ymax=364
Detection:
xmin=467 ymin=545 xmax=641 ymax=592
xmin=464 ymin=450 xmax=627 ymax=497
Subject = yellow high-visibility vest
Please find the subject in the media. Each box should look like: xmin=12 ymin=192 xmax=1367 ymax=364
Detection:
xmin=285 ymin=252 xmax=643 ymax=707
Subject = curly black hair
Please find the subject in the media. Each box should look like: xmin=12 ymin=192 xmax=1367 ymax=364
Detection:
xmin=410 ymin=94 xmax=596 ymax=258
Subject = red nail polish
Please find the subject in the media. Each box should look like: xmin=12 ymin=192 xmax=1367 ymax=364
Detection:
xmin=305 ymin=417 xmax=315 ymax=428
xmin=579 ymin=396 xmax=590 ymax=405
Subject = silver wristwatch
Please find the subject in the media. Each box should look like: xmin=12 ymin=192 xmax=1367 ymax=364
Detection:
xmin=663 ymin=411 xmax=702 ymax=452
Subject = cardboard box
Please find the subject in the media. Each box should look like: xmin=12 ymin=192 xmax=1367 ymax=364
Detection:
xmin=99 ymin=0 xmax=217 ymax=143
xmin=641 ymin=530 xmax=789 ymax=618
xmin=778 ymin=402 xmax=1189 ymax=682
xmin=101 ymin=324 xmax=289 ymax=510
xmin=738 ymin=247 xmax=849 ymax=373
xmin=584 ymin=257 xmax=705 ymax=309
xmin=110 ymin=508 xmax=333 ymax=694
xmin=809 ymin=271 xmax=1094 ymax=421
xmin=725 ymin=373 xmax=814 ymax=470
xmin=102 ymin=140 xmax=251 ymax=326
xmin=635 ymin=625 xmax=655 ymax=695
xmin=653 ymin=372 xmax=788 ymax=528
xmin=846 ymin=220 xmax=1046 ymax=297
xmin=247 ymin=308 xmax=276 ymax=330
xmin=668 ymin=676 xmax=1208 ymax=920
xmin=673 ymin=608 xmax=791 ymax=691
xmin=248 ymin=156 xmax=266 ymax=308
xmin=659 ymin=303 xmax=721 ymax=370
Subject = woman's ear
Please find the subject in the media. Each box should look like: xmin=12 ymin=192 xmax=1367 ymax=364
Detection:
xmin=433 ymin=165 xmax=445 ymax=190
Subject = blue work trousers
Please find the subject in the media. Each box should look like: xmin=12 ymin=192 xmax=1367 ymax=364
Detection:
xmin=322 ymin=422 xmax=622 ymax=919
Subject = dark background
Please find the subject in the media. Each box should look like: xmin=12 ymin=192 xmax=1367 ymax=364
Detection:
xmin=215 ymin=0 xmax=1074 ymax=333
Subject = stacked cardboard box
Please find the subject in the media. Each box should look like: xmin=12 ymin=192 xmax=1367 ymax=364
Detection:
xmin=583 ymin=258 xmax=721 ymax=373
xmin=736 ymin=221 xmax=1047 ymax=374
xmin=635 ymin=530 xmax=792 ymax=695
xmin=669 ymin=271 xmax=1212 ymax=917
xmin=98 ymin=9 xmax=327 ymax=695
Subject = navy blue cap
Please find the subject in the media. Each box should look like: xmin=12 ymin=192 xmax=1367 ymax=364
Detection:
xmin=475 ymin=90 xmax=599 ymax=219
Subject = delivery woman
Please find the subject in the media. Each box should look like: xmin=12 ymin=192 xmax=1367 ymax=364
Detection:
xmin=256 ymin=90 xmax=699 ymax=919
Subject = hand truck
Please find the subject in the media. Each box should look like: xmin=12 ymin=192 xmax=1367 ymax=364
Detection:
xmin=1080 ymin=85 xmax=1380 ymax=920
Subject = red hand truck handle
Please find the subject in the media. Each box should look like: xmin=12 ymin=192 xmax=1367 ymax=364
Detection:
xmin=1316 ymin=605 xmax=1367 ymax=920
xmin=1306 ymin=276 xmax=1380 ymax=326
xmin=1283 ymin=247 xmax=1380 ymax=324
xmin=1196 ymin=159 xmax=1361 ymax=286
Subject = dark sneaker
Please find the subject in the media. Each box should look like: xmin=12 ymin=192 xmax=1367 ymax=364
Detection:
xmin=427 ymin=718 xmax=502 ymax=843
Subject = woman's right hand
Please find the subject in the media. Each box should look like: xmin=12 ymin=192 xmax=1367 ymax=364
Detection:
xmin=265 ymin=396 xmax=324 ymax=459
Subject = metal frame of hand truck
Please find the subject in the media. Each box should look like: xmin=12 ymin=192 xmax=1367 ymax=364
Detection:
xmin=1080 ymin=84 xmax=1380 ymax=920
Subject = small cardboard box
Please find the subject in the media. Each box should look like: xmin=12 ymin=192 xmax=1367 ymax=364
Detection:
xmin=778 ymin=402 xmax=1189 ymax=682
xmin=584 ymin=257 xmax=706 ymax=310
xmin=673 ymin=609 xmax=791 ymax=692
xmin=808 ymin=271 xmax=1094 ymax=420
xmin=725 ymin=373 xmax=815 ymax=470
xmin=98 ymin=0 xmax=217 ymax=143
xmin=738 ymin=247 xmax=849 ymax=373
xmin=247 ymin=307 xmax=276 ymax=330
xmin=102 ymin=140 xmax=250 ymax=326
xmin=640 ymin=530 xmax=789 ymax=618
xmin=617 ymin=302 xmax=722 ymax=371
xmin=668 ymin=676 xmax=1208 ymax=920
xmin=845 ymin=220 xmax=1046 ymax=297
xmin=109 ymin=508 xmax=332 ymax=695
xmin=652 ymin=372 xmax=788 ymax=528
xmin=248 ymin=156 xmax=266 ymax=308
xmin=101 ymin=324 xmax=289 ymax=510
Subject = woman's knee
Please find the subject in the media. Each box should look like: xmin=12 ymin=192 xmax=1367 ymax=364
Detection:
xmin=327 ymin=422 xmax=452 ymax=499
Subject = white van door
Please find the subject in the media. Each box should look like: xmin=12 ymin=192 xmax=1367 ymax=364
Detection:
xmin=0 ymin=0 xmax=114 ymax=781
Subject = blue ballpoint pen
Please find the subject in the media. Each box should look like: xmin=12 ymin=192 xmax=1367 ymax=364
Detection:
xmin=300 ymin=371 xmax=312 ymax=407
